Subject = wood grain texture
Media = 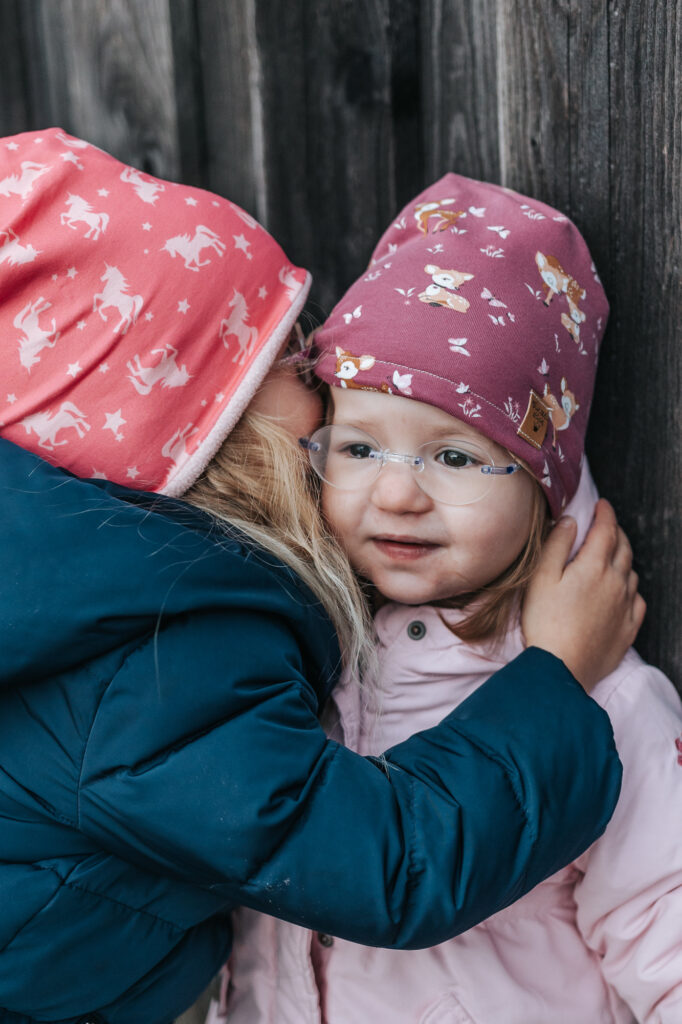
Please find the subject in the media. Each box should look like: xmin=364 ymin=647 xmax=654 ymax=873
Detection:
xmin=0 ymin=0 xmax=32 ymax=134
xmin=421 ymin=0 xmax=500 ymax=183
xmin=587 ymin=0 xmax=682 ymax=682
xmin=20 ymin=0 xmax=181 ymax=176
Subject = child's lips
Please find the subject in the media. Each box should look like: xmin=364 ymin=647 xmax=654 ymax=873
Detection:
xmin=371 ymin=535 xmax=441 ymax=561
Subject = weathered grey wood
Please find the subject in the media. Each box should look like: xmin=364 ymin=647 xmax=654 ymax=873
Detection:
xmin=495 ymin=0 xmax=572 ymax=206
xmin=20 ymin=0 xmax=181 ymax=177
xmin=0 ymin=0 xmax=32 ymax=135
xmin=421 ymin=0 xmax=500 ymax=183
xmin=191 ymin=0 xmax=260 ymax=216
xmin=587 ymin=0 xmax=682 ymax=683
xmin=251 ymin=0 xmax=403 ymax=316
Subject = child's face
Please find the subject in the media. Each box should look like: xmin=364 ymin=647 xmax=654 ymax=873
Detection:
xmin=322 ymin=389 xmax=537 ymax=606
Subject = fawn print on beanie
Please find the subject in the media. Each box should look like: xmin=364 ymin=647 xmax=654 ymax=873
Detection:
xmin=313 ymin=172 xmax=609 ymax=517
xmin=419 ymin=265 xmax=474 ymax=312
xmin=535 ymin=251 xmax=587 ymax=345
xmin=543 ymin=378 xmax=580 ymax=448
xmin=334 ymin=349 xmax=390 ymax=393
xmin=414 ymin=199 xmax=465 ymax=235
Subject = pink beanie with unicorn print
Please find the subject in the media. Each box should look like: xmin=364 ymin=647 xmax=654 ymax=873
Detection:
xmin=0 ymin=127 xmax=310 ymax=494
xmin=312 ymin=173 xmax=608 ymax=518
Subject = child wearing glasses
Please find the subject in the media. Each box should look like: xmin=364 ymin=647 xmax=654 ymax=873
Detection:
xmin=215 ymin=176 xmax=682 ymax=1024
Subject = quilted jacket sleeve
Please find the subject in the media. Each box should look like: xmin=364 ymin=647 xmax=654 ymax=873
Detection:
xmin=77 ymin=606 xmax=622 ymax=951
xmin=574 ymin=654 xmax=682 ymax=1021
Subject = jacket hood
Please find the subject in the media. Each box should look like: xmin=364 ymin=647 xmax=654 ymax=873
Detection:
xmin=1 ymin=437 xmax=339 ymax=691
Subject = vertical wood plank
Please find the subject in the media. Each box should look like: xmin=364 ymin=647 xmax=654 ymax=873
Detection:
xmin=0 ymin=0 xmax=31 ymax=135
xmin=252 ymin=0 xmax=401 ymax=316
xmin=587 ymin=0 xmax=682 ymax=682
xmin=496 ymin=0 xmax=571 ymax=207
xmin=421 ymin=0 xmax=500 ymax=184
xmin=20 ymin=0 xmax=181 ymax=176
xmin=191 ymin=0 xmax=259 ymax=215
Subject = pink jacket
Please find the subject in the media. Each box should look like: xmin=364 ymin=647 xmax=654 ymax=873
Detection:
xmin=210 ymin=470 xmax=682 ymax=1024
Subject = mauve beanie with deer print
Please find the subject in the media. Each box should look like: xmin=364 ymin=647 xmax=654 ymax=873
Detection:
xmin=312 ymin=174 xmax=608 ymax=518
xmin=0 ymin=127 xmax=310 ymax=494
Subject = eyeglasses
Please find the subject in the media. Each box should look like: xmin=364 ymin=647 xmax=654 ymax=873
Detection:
xmin=299 ymin=425 xmax=521 ymax=507
xmin=277 ymin=323 xmax=316 ymax=387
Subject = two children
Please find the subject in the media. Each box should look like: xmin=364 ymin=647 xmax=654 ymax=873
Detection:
xmin=218 ymin=177 xmax=681 ymax=1022
xmin=0 ymin=131 xmax=638 ymax=1022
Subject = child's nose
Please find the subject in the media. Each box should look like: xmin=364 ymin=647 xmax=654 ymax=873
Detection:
xmin=369 ymin=463 xmax=434 ymax=513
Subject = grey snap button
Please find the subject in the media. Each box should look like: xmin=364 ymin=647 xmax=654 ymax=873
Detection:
xmin=407 ymin=620 xmax=426 ymax=640
xmin=318 ymin=932 xmax=334 ymax=947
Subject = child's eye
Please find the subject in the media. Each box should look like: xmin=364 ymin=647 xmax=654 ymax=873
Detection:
xmin=343 ymin=443 xmax=375 ymax=459
xmin=435 ymin=448 xmax=477 ymax=469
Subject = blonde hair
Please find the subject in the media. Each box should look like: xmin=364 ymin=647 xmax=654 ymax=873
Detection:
xmin=437 ymin=476 xmax=550 ymax=645
xmin=183 ymin=409 xmax=376 ymax=681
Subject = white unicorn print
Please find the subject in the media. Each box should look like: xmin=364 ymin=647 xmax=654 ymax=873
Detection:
xmin=55 ymin=132 xmax=89 ymax=150
xmin=93 ymin=264 xmax=143 ymax=335
xmin=0 ymin=229 xmax=40 ymax=266
xmin=127 ymin=344 xmax=192 ymax=395
xmin=60 ymin=194 xmax=109 ymax=239
xmin=120 ymin=166 xmax=165 ymax=205
xmin=219 ymin=290 xmax=259 ymax=364
xmin=14 ymin=296 xmax=60 ymax=371
xmin=162 ymin=225 xmax=226 ymax=271
xmin=228 ymin=202 xmax=258 ymax=229
xmin=278 ymin=265 xmax=299 ymax=300
xmin=0 ymin=161 xmax=49 ymax=200
xmin=161 ymin=423 xmax=198 ymax=468
xmin=22 ymin=402 xmax=90 ymax=450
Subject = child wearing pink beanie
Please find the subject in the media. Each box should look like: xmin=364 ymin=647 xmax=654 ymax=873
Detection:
xmin=218 ymin=176 xmax=681 ymax=1024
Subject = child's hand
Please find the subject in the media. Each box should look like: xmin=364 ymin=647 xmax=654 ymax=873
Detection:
xmin=521 ymin=500 xmax=646 ymax=692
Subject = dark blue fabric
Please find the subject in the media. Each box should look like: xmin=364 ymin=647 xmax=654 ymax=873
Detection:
xmin=0 ymin=438 xmax=622 ymax=1023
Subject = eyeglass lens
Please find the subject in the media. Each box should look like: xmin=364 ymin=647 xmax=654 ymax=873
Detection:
xmin=304 ymin=425 xmax=507 ymax=507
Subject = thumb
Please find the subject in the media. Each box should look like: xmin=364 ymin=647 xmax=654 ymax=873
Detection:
xmin=535 ymin=516 xmax=577 ymax=580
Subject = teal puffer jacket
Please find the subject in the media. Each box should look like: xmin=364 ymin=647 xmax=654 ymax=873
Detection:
xmin=0 ymin=439 xmax=621 ymax=1024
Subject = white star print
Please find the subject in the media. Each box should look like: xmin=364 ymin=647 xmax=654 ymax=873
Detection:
xmin=126 ymin=466 xmax=140 ymax=479
xmin=104 ymin=410 xmax=126 ymax=438
xmin=66 ymin=362 xmax=82 ymax=378
xmin=258 ymin=286 xmax=268 ymax=299
xmin=185 ymin=197 xmax=198 ymax=206
xmin=66 ymin=267 xmax=77 ymax=279
xmin=51 ymin=273 xmax=58 ymax=282
xmin=142 ymin=222 xmax=152 ymax=231
xmin=178 ymin=299 xmax=190 ymax=314
xmin=233 ymin=234 xmax=251 ymax=255
xmin=144 ymin=311 xmax=154 ymax=321
xmin=91 ymin=470 xmax=108 ymax=480
xmin=215 ymin=392 xmax=224 ymax=403
xmin=98 ymin=189 xmax=110 ymax=197
xmin=77 ymin=321 xmax=87 ymax=330
xmin=6 ymin=142 xmax=19 ymax=151
xmin=6 ymin=394 xmax=16 ymax=404
xmin=99 ymin=362 xmax=110 ymax=373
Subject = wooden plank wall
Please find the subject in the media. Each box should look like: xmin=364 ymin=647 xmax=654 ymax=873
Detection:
xmin=1 ymin=0 xmax=680 ymax=687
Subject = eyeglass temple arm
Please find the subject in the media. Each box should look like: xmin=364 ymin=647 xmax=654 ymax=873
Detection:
xmin=481 ymin=464 xmax=521 ymax=475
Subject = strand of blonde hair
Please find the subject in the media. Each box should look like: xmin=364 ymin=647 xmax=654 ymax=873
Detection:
xmin=183 ymin=410 xmax=376 ymax=684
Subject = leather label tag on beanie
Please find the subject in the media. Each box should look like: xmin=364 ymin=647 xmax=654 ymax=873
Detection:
xmin=517 ymin=390 xmax=549 ymax=449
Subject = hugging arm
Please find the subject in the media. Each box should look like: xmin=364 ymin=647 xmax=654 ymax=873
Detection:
xmin=78 ymin=605 xmax=620 ymax=950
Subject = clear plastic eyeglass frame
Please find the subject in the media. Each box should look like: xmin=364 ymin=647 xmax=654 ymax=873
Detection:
xmin=299 ymin=424 xmax=521 ymax=507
